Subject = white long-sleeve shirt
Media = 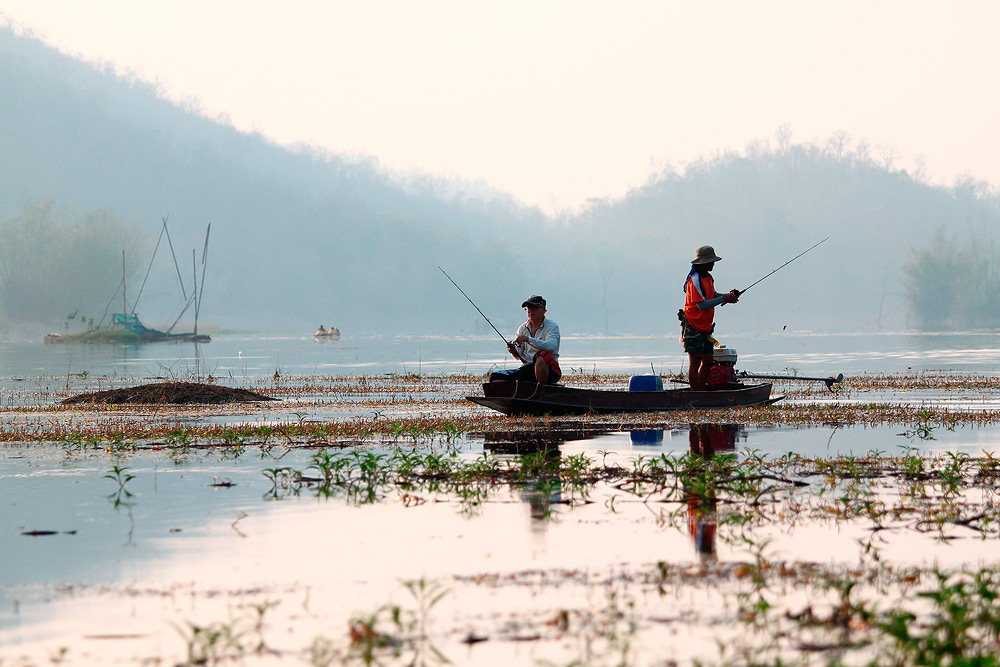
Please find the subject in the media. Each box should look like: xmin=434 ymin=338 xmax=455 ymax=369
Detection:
xmin=512 ymin=318 xmax=560 ymax=363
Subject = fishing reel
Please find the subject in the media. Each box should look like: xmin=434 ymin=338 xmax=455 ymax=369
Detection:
xmin=706 ymin=346 xmax=737 ymax=390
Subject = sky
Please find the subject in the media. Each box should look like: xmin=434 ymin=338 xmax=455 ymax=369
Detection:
xmin=2 ymin=1 xmax=999 ymax=212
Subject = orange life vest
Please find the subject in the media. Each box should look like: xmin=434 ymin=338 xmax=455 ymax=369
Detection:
xmin=684 ymin=272 xmax=716 ymax=332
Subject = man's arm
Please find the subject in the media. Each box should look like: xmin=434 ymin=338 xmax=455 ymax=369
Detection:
xmin=525 ymin=321 xmax=560 ymax=355
xmin=697 ymin=290 xmax=740 ymax=310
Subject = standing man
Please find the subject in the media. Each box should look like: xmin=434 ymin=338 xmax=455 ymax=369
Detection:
xmin=489 ymin=295 xmax=561 ymax=384
xmin=681 ymin=246 xmax=740 ymax=390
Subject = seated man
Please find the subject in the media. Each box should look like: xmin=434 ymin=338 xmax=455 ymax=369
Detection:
xmin=488 ymin=295 xmax=561 ymax=384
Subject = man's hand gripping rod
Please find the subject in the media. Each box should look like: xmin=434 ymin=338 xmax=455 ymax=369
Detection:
xmin=438 ymin=266 xmax=525 ymax=362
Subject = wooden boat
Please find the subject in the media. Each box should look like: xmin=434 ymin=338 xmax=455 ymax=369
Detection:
xmin=467 ymin=380 xmax=779 ymax=416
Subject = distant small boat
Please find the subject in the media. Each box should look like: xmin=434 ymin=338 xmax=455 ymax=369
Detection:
xmin=314 ymin=326 xmax=340 ymax=338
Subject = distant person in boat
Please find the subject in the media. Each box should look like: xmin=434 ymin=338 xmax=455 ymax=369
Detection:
xmin=488 ymin=295 xmax=561 ymax=384
xmin=681 ymin=246 xmax=740 ymax=391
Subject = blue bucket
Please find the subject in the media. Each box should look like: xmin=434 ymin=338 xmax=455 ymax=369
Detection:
xmin=628 ymin=375 xmax=663 ymax=392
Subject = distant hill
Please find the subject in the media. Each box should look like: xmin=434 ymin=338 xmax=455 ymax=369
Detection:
xmin=2 ymin=25 xmax=998 ymax=338
xmin=564 ymin=145 xmax=1000 ymax=335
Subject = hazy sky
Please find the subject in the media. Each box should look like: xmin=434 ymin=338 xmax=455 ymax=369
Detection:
xmin=2 ymin=1 xmax=998 ymax=212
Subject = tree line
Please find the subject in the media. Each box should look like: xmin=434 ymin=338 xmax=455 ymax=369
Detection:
xmin=903 ymin=226 xmax=1000 ymax=330
xmin=0 ymin=201 xmax=144 ymax=328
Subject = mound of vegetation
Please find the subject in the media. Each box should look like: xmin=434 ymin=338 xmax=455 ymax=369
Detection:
xmin=61 ymin=381 xmax=276 ymax=405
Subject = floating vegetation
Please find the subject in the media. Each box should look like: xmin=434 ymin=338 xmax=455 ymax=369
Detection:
xmin=0 ymin=371 xmax=993 ymax=447
xmin=61 ymin=381 xmax=277 ymax=405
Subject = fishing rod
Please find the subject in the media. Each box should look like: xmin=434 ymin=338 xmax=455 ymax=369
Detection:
xmin=438 ymin=267 xmax=522 ymax=358
xmin=740 ymin=236 xmax=829 ymax=294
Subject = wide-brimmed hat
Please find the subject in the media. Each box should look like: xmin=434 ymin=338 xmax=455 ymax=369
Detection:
xmin=691 ymin=245 xmax=722 ymax=264
xmin=521 ymin=295 xmax=546 ymax=309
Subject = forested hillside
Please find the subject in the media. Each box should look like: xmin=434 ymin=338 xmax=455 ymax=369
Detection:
xmin=0 ymin=27 xmax=545 ymax=334
xmin=568 ymin=143 xmax=1000 ymax=334
xmin=2 ymin=25 xmax=997 ymax=336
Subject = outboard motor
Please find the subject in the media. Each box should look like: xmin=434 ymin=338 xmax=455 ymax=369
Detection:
xmin=707 ymin=346 xmax=737 ymax=390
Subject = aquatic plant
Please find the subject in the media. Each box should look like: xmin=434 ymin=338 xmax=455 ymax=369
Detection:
xmin=875 ymin=569 xmax=1000 ymax=666
xmin=104 ymin=464 xmax=134 ymax=496
xmin=175 ymin=618 xmax=246 ymax=665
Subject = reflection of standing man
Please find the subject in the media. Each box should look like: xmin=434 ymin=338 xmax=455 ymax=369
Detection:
xmin=686 ymin=424 xmax=739 ymax=561
xmin=489 ymin=295 xmax=561 ymax=384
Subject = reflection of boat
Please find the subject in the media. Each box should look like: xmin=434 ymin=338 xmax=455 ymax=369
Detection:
xmin=468 ymin=381 xmax=777 ymax=416
xmin=314 ymin=326 xmax=340 ymax=338
xmin=481 ymin=424 xmax=608 ymax=455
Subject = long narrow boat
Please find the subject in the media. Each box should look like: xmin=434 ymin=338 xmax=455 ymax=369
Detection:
xmin=467 ymin=380 xmax=779 ymax=416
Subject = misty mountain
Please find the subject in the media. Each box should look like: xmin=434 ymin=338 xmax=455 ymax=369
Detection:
xmin=2 ymin=25 xmax=998 ymax=339
xmin=568 ymin=145 xmax=1000 ymax=335
xmin=0 ymin=26 xmax=546 ymax=334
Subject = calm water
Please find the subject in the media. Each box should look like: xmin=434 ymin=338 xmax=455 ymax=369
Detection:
xmin=3 ymin=329 xmax=1000 ymax=664
xmin=5 ymin=328 xmax=1000 ymax=379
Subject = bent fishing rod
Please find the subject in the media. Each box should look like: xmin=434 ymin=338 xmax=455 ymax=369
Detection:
xmin=438 ymin=266 xmax=525 ymax=360
xmin=740 ymin=236 xmax=829 ymax=294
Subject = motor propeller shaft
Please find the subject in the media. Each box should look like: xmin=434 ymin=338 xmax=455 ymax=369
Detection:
xmin=735 ymin=371 xmax=844 ymax=392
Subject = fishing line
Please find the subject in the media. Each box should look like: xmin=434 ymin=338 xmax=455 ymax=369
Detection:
xmin=741 ymin=237 xmax=829 ymax=294
xmin=438 ymin=266 xmax=513 ymax=348
xmin=782 ymin=290 xmax=807 ymax=332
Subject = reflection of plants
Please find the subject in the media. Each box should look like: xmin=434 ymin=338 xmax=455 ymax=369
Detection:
xmin=105 ymin=432 xmax=135 ymax=454
xmin=304 ymin=635 xmax=340 ymax=667
xmin=262 ymin=467 xmax=298 ymax=499
xmin=307 ymin=449 xmax=350 ymax=487
xmin=877 ymin=570 xmax=1000 ymax=666
xmin=175 ymin=601 xmax=277 ymax=664
xmin=176 ymin=619 xmax=246 ymax=665
xmin=940 ymin=451 xmax=970 ymax=495
xmin=61 ymin=433 xmax=101 ymax=452
xmin=49 ymin=646 xmax=70 ymax=663
xmin=402 ymin=578 xmax=449 ymax=642
xmin=734 ymin=536 xmax=776 ymax=629
xmin=348 ymin=578 xmax=449 ymax=666
xmin=165 ymin=429 xmax=193 ymax=449
xmin=104 ymin=465 xmax=134 ymax=495
xmin=904 ymin=410 xmax=937 ymax=441
xmin=558 ymin=583 xmax=638 ymax=667
xmin=248 ymin=601 xmax=278 ymax=656
xmin=104 ymin=464 xmax=136 ymax=508
xmin=349 ymin=607 xmax=401 ymax=664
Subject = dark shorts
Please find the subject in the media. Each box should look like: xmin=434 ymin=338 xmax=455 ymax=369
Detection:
xmin=682 ymin=320 xmax=714 ymax=355
xmin=489 ymin=352 xmax=562 ymax=384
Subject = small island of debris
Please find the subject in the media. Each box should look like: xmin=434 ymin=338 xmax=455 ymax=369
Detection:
xmin=61 ymin=381 xmax=277 ymax=405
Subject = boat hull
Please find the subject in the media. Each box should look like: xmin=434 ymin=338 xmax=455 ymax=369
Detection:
xmin=44 ymin=331 xmax=210 ymax=344
xmin=467 ymin=381 xmax=777 ymax=416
